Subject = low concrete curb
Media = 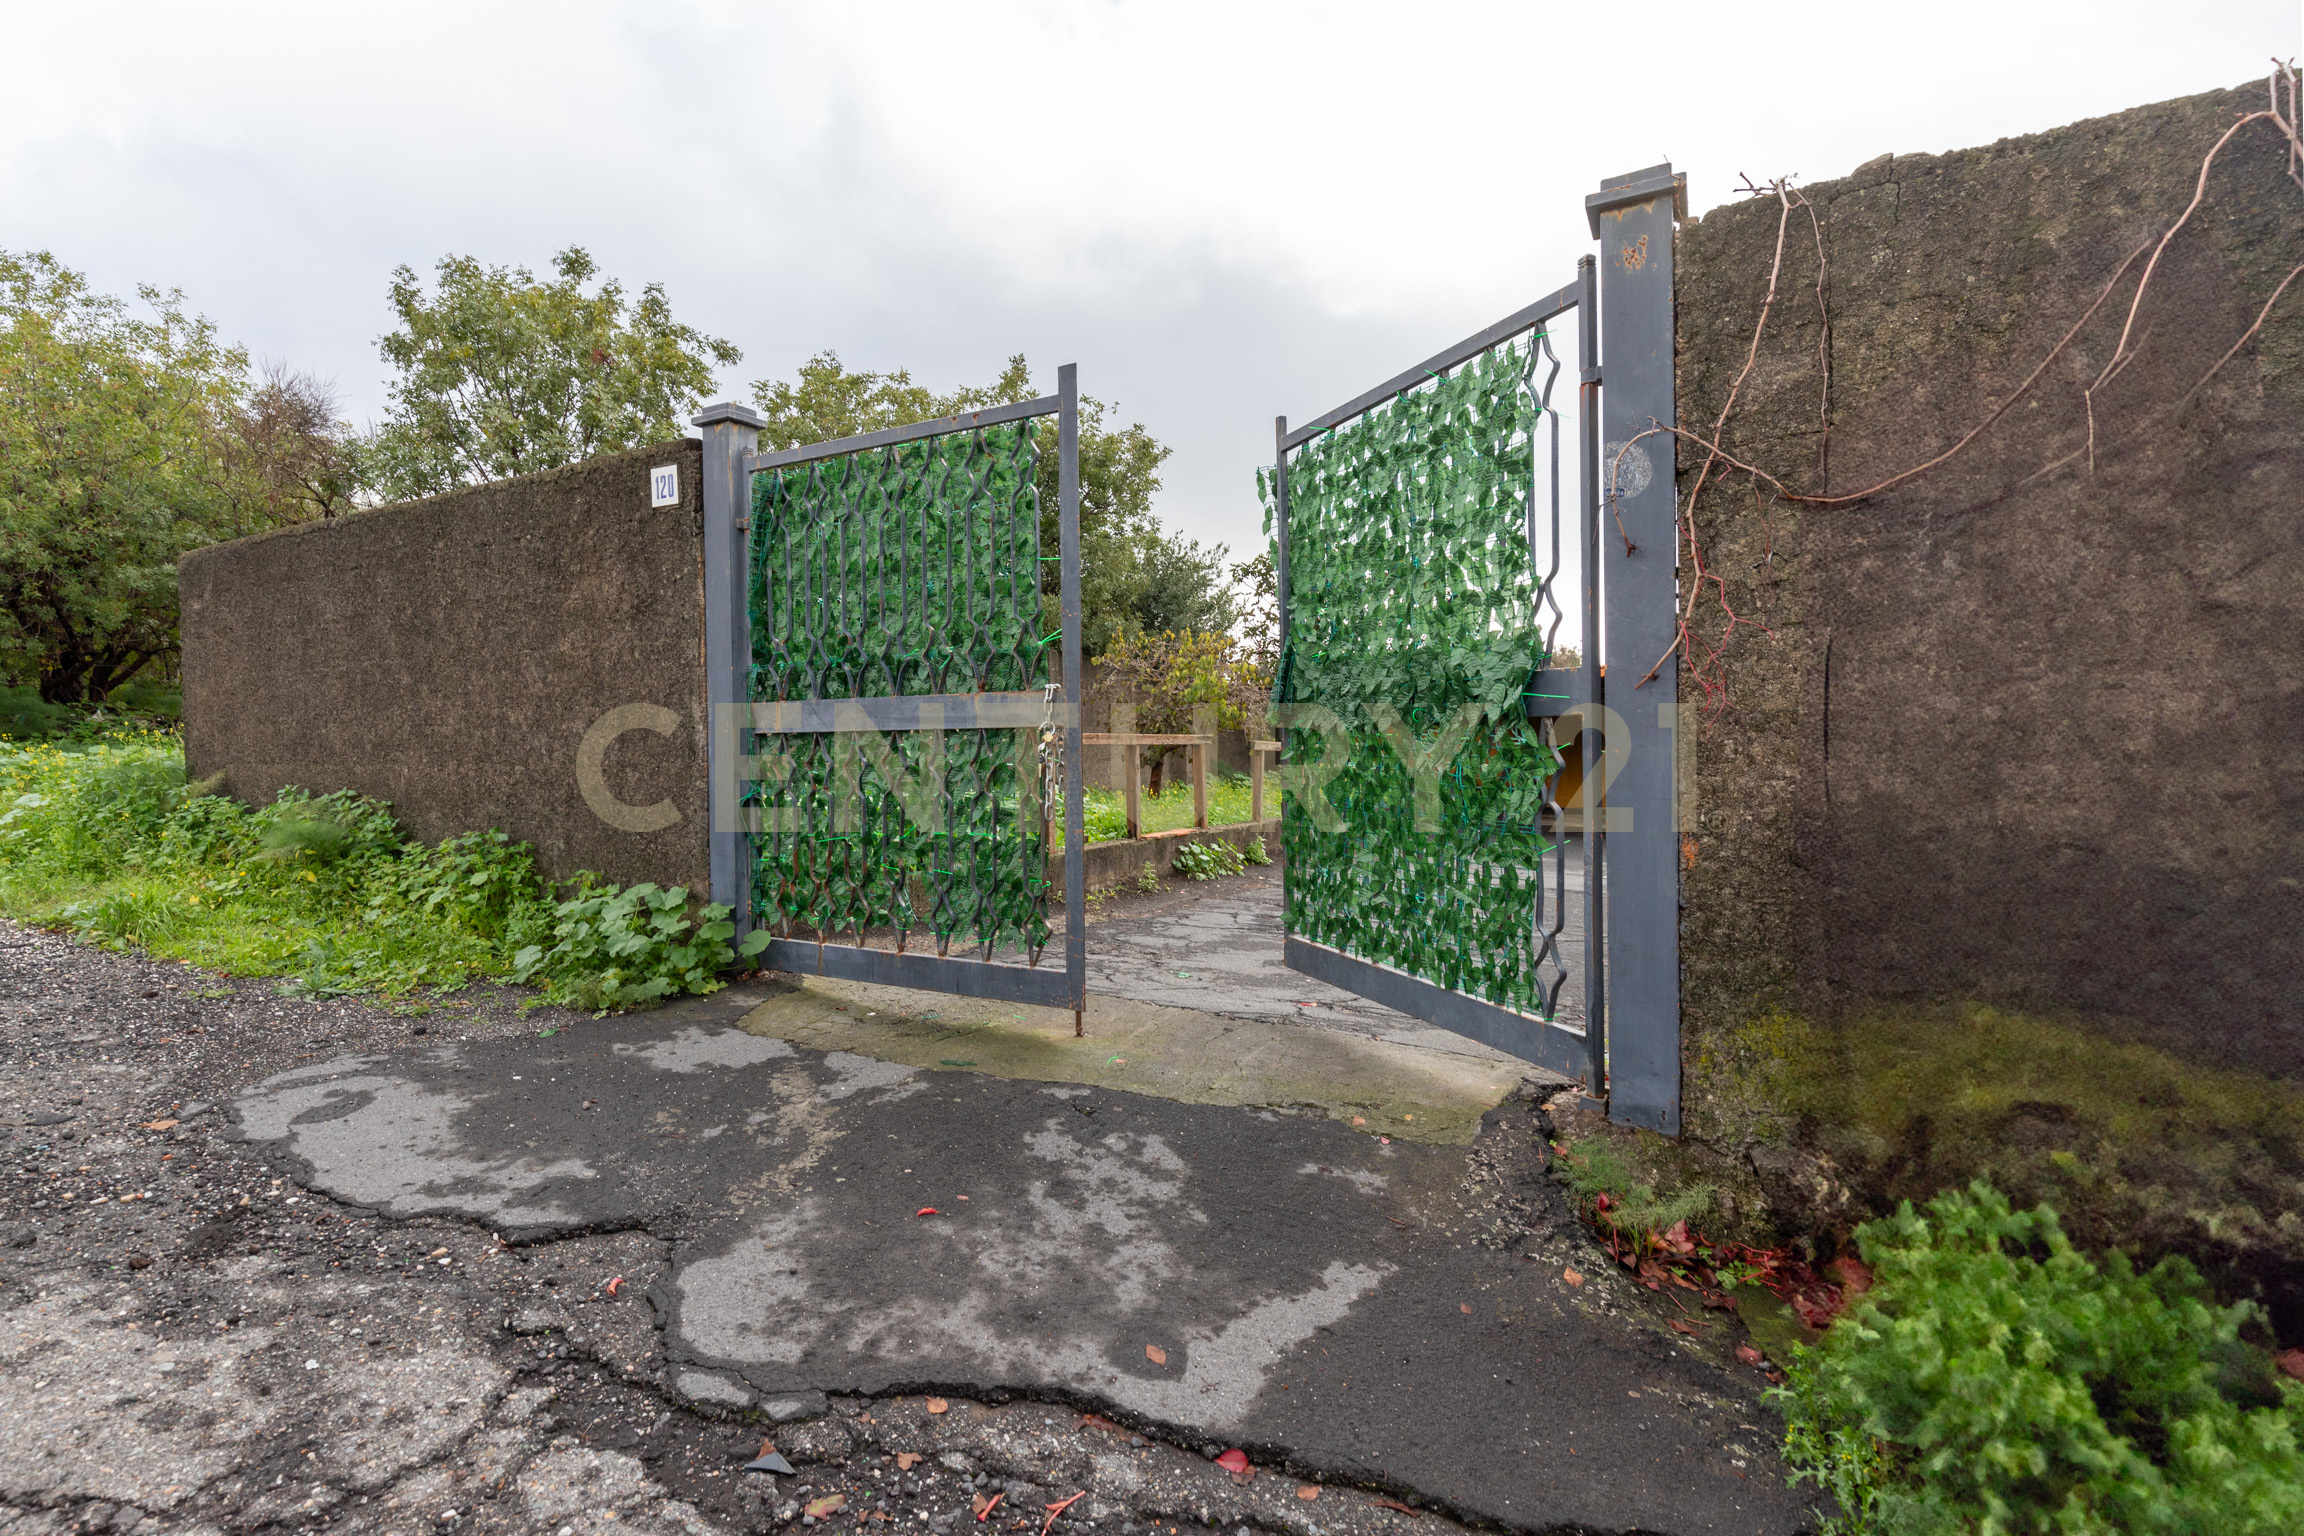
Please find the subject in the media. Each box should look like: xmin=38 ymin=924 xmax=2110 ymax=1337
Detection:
xmin=1059 ymin=817 xmax=1280 ymax=892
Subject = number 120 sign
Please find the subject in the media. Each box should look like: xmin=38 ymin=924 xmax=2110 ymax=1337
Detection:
xmin=649 ymin=465 xmax=679 ymax=508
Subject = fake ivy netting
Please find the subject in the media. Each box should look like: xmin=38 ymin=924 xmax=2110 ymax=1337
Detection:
xmin=746 ymin=422 xmax=1056 ymax=956
xmin=1265 ymin=337 xmax=1575 ymax=1018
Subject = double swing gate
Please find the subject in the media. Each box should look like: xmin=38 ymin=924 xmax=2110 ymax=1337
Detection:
xmin=697 ymin=165 xmax=1685 ymax=1133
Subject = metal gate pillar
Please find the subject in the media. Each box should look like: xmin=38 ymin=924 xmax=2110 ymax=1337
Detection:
xmin=696 ymin=400 xmax=766 ymax=924
xmin=1587 ymin=165 xmax=1685 ymax=1135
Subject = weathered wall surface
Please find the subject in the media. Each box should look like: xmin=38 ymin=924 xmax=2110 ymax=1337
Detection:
xmin=180 ymin=441 xmax=709 ymax=891
xmin=1675 ymin=79 xmax=2304 ymax=1112
xmin=1661 ymin=79 xmax=2304 ymax=1317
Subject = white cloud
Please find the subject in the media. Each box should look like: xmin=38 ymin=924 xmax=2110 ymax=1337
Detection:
xmin=2 ymin=0 xmax=2292 ymax=558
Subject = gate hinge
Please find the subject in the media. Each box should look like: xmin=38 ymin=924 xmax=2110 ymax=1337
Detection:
xmin=1581 ymin=366 xmax=1602 ymax=385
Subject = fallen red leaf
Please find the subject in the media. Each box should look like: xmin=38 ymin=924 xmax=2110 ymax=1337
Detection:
xmin=1459 ymin=1303 xmax=1472 ymax=1314
xmin=1214 ymin=1449 xmax=1250 ymax=1475
xmin=1790 ymin=1287 xmax=1843 ymax=1331
xmin=1669 ymin=1319 xmax=1704 ymax=1336
xmin=1701 ymin=1290 xmax=1737 ymax=1311
xmin=2277 ymin=1349 xmax=2304 ymax=1382
xmin=606 ymin=1276 xmax=625 ymax=1297
xmin=1079 ymin=1413 xmax=1126 ymax=1436
xmin=1827 ymin=1256 xmax=1874 ymax=1296
xmin=1144 ymin=1344 xmax=1167 ymax=1366
xmin=926 ymin=1398 xmax=949 ymax=1414
xmin=896 ymin=1452 xmax=922 ymax=1470
xmin=141 ymin=1119 xmax=179 ymax=1131
xmin=1296 ymin=1486 xmax=1320 ymax=1501
xmin=917 ymin=1208 xmax=940 ymax=1217
xmin=973 ymin=1493 xmax=1004 ymax=1521
xmin=1735 ymin=1344 xmax=1765 ymax=1367
xmin=1370 ymin=1499 xmax=1419 ymax=1518
xmin=807 ymin=1495 xmax=847 ymax=1519
xmin=1561 ymin=1266 xmax=1585 ymax=1288
xmin=1659 ymin=1219 xmax=1697 ymax=1256
xmin=1039 ymin=1491 xmax=1085 ymax=1536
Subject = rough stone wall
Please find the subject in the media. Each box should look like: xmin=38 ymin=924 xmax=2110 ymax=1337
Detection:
xmin=1674 ymin=79 xmax=2304 ymax=1137
xmin=180 ymin=440 xmax=710 ymax=891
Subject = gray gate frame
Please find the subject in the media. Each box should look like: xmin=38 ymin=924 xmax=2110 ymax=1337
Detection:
xmin=695 ymin=367 xmax=1089 ymax=1027
xmin=1275 ymin=165 xmax=1684 ymax=1135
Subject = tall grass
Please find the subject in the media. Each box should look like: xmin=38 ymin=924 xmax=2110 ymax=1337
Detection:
xmin=0 ymin=734 xmax=757 ymax=1005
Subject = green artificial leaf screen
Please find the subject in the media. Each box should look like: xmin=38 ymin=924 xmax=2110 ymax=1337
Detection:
xmin=1267 ymin=338 xmax=1574 ymax=1019
xmin=746 ymin=423 xmax=1057 ymax=956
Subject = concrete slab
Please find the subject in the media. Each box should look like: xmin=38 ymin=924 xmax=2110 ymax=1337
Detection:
xmin=1082 ymin=863 xmax=1587 ymax=1038
xmin=232 ymin=998 xmax=1813 ymax=1535
xmin=732 ymin=980 xmax=1529 ymax=1146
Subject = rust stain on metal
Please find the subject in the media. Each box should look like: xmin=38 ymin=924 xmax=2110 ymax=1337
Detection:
xmin=1621 ymin=234 xmax=1649 ymax=272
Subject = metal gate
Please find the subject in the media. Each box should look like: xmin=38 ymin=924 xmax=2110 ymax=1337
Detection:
xmin=1272 ymin=166 xmax=1684 ymax=1134
xmin=696 ymin=368 xmax=1087 ymax=1029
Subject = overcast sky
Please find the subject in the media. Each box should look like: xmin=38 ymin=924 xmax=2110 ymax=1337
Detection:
xmin=3 ymin=2 xmax=2294 ymax=565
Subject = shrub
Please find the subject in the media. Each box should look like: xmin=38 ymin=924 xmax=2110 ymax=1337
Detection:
xmin=1172 ymin=838 xmax=1245 ymax=881
xmin=511 ymin=881 xmax=768 ymax=1013
xmin=1776 ymin=1182 xmax=2304 ymax=1535
xmin=1241 ymin=835 xmax=1270 ymax=866
xmin=0 ymin=734 xmax=759 ymax=1008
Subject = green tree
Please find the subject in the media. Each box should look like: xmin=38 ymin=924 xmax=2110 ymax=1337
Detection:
xmin=749 ymin=351 xmax=1218 ymax=653
xmin=0 ymin=252 xmax=252 ymax=703
xmin=366 ymin=246 xmax=739 ymax=501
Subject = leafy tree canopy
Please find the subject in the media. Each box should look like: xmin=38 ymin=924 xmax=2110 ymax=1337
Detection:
xmin=1 ymin=253 xmax=362 ymax=704
xmin=750 ymin=351 xmax=1231 ymax=654
xmin=0 ymin=252 xmax=249 ymax=702
xmin=366 ymin=246 xmax=739 ymax=502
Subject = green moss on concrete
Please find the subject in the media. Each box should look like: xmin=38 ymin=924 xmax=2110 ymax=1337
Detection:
xmin=1704 ymin=999 xmax=2304 ymax=1332
xmin=734 ymin=976 xmax=1525 ymax=1145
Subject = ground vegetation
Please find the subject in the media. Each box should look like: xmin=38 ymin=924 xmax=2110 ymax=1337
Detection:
xmin=0 ymin=732 xmax=757 ymax=1008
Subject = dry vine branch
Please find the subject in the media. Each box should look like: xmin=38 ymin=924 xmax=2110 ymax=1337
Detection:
xmin=2179 ymin=262 xmax=2304 ymax=410
xmin=1652 ymin=174 xmax=1814 ymax=703
xmin=1617 ymin=61 xmax=2302 ymax=714
xmin=2081 ymin=96 xmax=2296 ymax=468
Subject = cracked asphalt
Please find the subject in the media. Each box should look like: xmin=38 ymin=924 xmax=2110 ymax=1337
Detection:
xmin=0 ymin=899 xmax=1816 ymax=1536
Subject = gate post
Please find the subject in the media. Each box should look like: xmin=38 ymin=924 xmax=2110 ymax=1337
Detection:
xmin=697 ymin=400 xmax=765 ymax=925
xmin=1587 ymin=165 xmax=1686 ymax=1135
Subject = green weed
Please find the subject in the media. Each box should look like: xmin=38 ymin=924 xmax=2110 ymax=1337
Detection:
xmin=0 ymin=733 xmax=748 ymax=1008
xmin=509 ymin=880 xmax=766 ymax=1013
xmin=1172 ymin=838 xmax=1246 ymax=881
xmin=1557 ymin=1136 xmax=1716 ymax=1243
xmin=1775 ymin=1182 xmax=2304 ymax=1534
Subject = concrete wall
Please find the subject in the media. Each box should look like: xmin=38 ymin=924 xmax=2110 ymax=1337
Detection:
xmin=1673 ymin=79 xmax=2304 ymax=1124
xmin=180 ymin=440 xmax=711 ymax=892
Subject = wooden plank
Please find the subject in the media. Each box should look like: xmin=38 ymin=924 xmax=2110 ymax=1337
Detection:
xmin=1124 ymin=736 xmax=1141 ymax=839
xmin=1080 ymin=733 xmax=1213 ymax=747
